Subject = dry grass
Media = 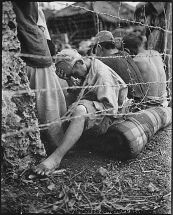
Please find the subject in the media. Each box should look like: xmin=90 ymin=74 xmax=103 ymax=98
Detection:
xmin=1 ymin=124 xmax=171 ymax=214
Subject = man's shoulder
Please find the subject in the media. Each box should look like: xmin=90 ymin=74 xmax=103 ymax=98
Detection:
xmin=94 ymin=58 xmax=111 ymax=69
xmin=145 ymin=50 xmax=159 ymax=54
xmin=133 ymin=52 xmax=148 ymax=64
xmin=93 ymin=58 xmax=106 ymax=65
xmin=146 ymin=50 xmax=161 ymax=59
xmin=134 ymin=52 xmax=149 ymax=61
xmin=136 ymin=50 xmax=161 ymax=62
xmin=94 ymin=57 xmax=116 ymax=68
xmin=92 ymin=58 xmax=114 ymax=74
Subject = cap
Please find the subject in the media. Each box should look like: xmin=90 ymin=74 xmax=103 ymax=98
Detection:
xmin=55 ymin=49 xmax=82 ymax=76
xmin=94 ymin=30 xmax=115 ymax=44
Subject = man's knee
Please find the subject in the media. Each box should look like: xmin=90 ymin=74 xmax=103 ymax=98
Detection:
xmin=74 ymin=105 xmax=87 ymax=117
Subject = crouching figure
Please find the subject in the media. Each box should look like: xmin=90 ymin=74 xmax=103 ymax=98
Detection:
xmin=34 ymin=49 xmax=131 ymax=176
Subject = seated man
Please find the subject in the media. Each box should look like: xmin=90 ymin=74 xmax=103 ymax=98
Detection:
xmin=92 ymin=30 xmax=146 ymax=102
xmin=34 ymin=49 xmax=129 ymax=175
xmin=122 ymin=33 xmax=168 ymax=107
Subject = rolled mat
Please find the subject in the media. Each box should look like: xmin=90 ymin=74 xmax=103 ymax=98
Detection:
xmin=78 ymin=106 xmax=172 ymax=160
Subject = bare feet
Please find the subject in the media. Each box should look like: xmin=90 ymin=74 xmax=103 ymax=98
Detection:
xmin=33 ymin=153 xmax=62 ymax=176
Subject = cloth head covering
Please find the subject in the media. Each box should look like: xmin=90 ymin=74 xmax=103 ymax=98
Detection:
xmin=94 ymin=30 xmax=115 ymax=44
xmin=55 ymin=49 xmax=82 ymax=76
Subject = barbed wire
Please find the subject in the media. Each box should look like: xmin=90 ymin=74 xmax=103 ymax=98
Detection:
xmin=3 ymin=50 xmax=172 ymax=100
xmin=3 ymin=51 xmax=172 ymax=60
xmin=55 ymin=2 xmax=172 ymax=34
xmin=2 ymin=80 xmax=172 ymax=97
xmin=2 ymin=96 xmax=170 ymax=139
xmin=2 ymin=1 xmax=172 ymax=140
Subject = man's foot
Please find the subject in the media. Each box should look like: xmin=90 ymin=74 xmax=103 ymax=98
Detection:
xmin=33 ymin=155 xmax=61 ymax=176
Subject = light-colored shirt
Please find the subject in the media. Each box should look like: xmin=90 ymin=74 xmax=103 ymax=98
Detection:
xmin=37 ymin=4 xmax=51 ymax=40
xmin=81 ymin=58 xmax=129 ymax=117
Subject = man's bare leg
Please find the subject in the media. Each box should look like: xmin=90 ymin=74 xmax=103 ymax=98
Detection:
xmin=34 ymin=105 xmax=87 ymax=175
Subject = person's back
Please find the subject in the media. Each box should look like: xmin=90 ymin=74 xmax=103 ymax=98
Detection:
xmin=100 ymin=52 xmax=145 ymax=100
xmin=123 ymin=33 xmax=167 ymax=106
xmin=93 ymin=30 xmax=146 ymax=100
xmin=134 ymin=49 xmax=167 ymax=101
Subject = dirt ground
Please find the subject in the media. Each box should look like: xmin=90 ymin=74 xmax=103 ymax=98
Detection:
xmin=1 ymin=124 xmax=172 ymax=214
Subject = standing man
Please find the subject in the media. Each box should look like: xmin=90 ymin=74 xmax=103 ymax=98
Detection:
xmin=132 ymin=25 xmax=147 ymax=49
xmin=37 ymin=3 xmax=56 ymax=57
xmin=12 ymin=2 xmax=67 ymax=154
xmin=37 ymin=3 xmax=68 ymax=97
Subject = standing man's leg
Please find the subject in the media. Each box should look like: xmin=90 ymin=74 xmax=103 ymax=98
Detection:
xmin=26 ymin=65 xmax=67 ymax=153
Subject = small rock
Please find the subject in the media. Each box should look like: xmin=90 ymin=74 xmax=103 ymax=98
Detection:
xmin=52 ymin=205 xmax=59 ymax=212
xmin=93 ymin=175 xmax=102 ymax=183
xmin=58 ymin=190 xmax=64 ymax=199
xmin=147 ymin=182 xmax=159 ymax=193
xmin=93 ymin=167 xmax=108 ymax=183
xmin=28 ymin=174 xmax=37 ymax=179
xmin=47 ymin=183 xmax=56 ymax=191
xmin=96 ymin=167 xmax=108 ymax=177
xmin=77 ymin=194 xmax=82 ymax=201
xmin=68 ymin=198 xmax=76 ymax=207
xmin=163 ymin=193 xmax=171 ymax=201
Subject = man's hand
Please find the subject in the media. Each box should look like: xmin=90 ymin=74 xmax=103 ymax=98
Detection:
xmin=55 ymin=66 xmax=70 ymax=80
xmin=55 ymin=66 xmax=80 ymax=87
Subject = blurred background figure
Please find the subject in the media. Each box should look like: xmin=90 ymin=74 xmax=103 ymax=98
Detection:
xmin=114 ymin=37 xmax=123 ymax=50
xmin=132 ymin=25 xmax=147 ymax=49
xmin=64 ymin=43 xmax=72 ymax=49
xmin=78 ymin=37 xmax=95 ymax=56
xmin=134 ymin=2 xmax=172 ymax=86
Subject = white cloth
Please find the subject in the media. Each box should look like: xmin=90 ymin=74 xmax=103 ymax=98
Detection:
xmin=37 ymin=4 xmax=51 ymax=40
xmin=26 ymin=64 xmax=67 ymax=146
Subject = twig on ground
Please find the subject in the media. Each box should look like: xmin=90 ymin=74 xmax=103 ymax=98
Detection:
xmin=138 ymin=161 xmax=157 ymax=173
xmin=75 ymin=182 xmax=93 ymax=212
xmin=159 ymin=149 xmax=163 ymax=156
xmin=129 ymin=153 xmax=159 ymax=165
xmin=70 ymin=168 xmax=86 ymax=180
xmin=19 ymin=168 xmax=29 ymax=177
xmin=139 ymin=161 xmax=145 ymax=173
xmin=163 ymin=192 xmax=171 ymax=198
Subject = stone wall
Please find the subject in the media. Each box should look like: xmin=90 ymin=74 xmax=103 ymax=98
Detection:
xmin=2 ymin=1 xmax=46 ymax=173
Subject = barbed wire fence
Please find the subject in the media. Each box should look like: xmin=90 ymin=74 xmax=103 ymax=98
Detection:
xmin=2 ymin=2 xmax=172 ymax=140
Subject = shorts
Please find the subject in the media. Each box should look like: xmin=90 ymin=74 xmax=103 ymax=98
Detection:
xmin=78 ymin=99 xmax=114 ymax=136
